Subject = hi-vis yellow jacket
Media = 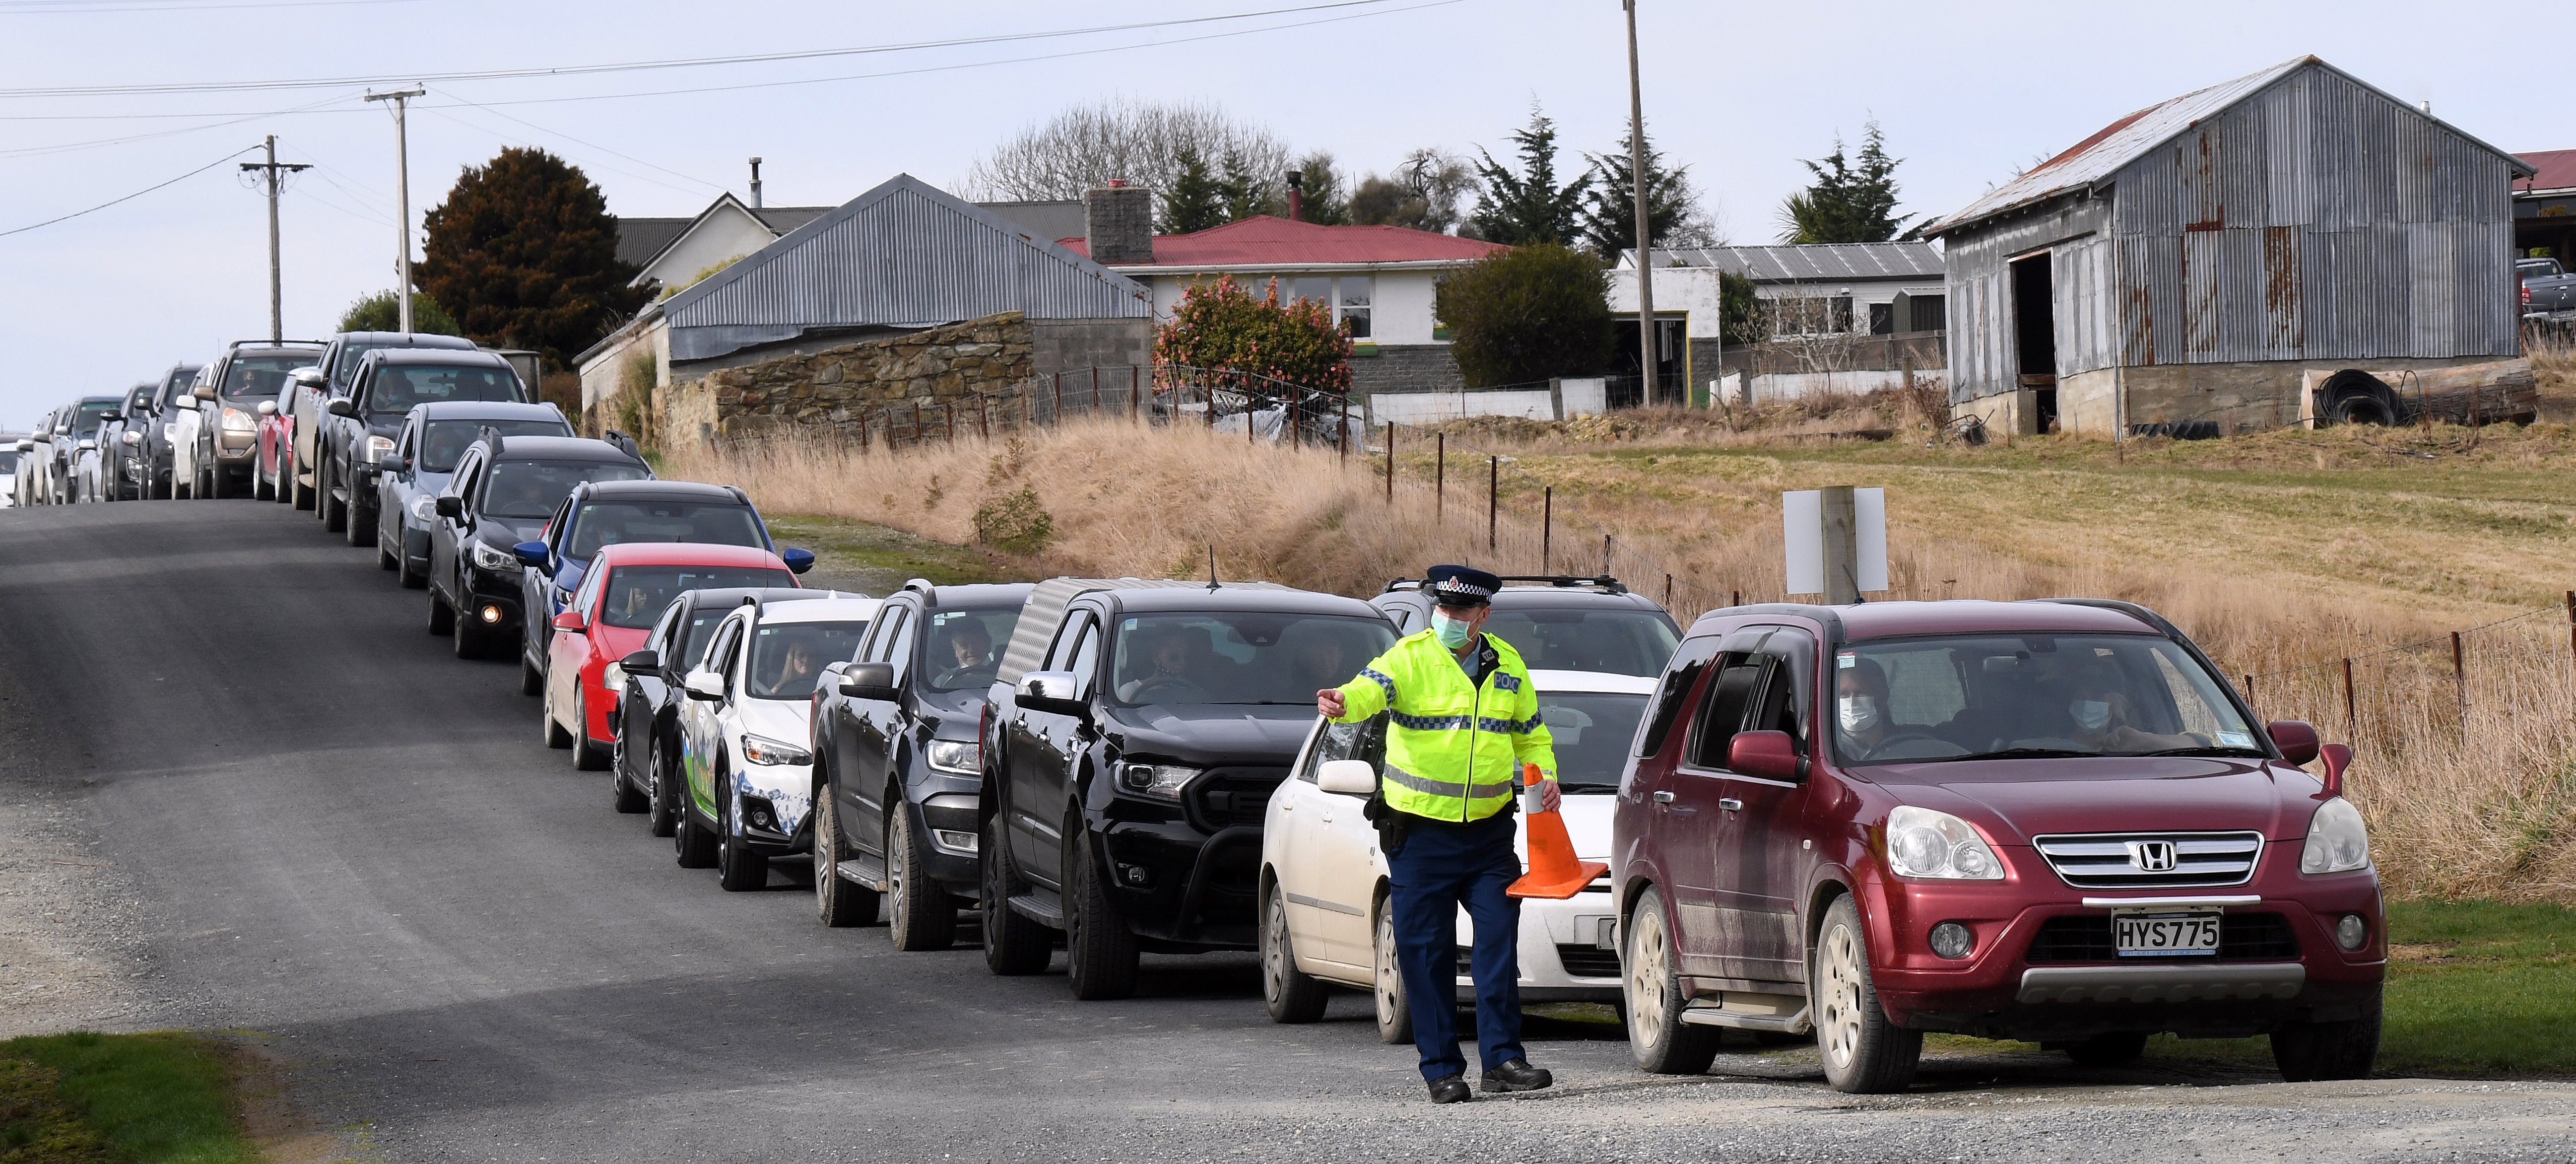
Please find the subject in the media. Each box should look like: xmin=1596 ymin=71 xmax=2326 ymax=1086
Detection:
xmin=1332 ymin=629 xmax=1556 ymax=823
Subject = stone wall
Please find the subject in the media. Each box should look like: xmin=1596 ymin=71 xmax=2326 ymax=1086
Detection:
xmin=667 ymin=312 xmax=1038 ymax=443
xmin=1347 ymin=343 xmax=1464 ymax=396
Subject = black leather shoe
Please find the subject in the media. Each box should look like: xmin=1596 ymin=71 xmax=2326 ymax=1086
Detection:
xmin=1480 ymin=1059 xmax=1552 ymax=1093
xmin=1427 ymin=1074 xmax=1470 ymax=1104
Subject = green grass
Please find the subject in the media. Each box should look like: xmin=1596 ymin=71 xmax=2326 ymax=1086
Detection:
xmin=764 ymin=514 xmax=1021 ymax=593
xmin=0 ymin=1032 xmax=253 ymax=1164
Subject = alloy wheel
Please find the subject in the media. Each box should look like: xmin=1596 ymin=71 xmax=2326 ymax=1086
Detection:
xmin=1374 ymin=906 xmax=1404 ymax=1033
xmin=1627 ymin=903 xmax=1671 ymax=1051
xmin=885 ymin=812 xmax=908 ymax=935
xmin=1817 ymin=919 xmax=1866 ymax=1071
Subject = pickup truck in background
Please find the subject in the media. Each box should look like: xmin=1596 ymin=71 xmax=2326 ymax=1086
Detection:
xmin=2518 ymin=257 xmax=2576 ymax=317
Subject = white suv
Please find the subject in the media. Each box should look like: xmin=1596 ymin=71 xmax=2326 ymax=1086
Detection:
xmin=1256 ymin=669 xmax=1654 ymax=1036
xmin=676 ymin=594 xmax=880 ymax=891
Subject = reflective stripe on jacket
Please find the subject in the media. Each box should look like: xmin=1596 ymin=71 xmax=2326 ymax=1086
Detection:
xmin=1331 ymin=628 xmax=1556 ymax=823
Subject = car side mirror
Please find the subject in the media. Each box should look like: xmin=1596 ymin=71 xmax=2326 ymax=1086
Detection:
xmin=1318 ymin=759 xmax=1377 ymax=796
xmin=837 ymin=660 xmax=899 ymax=701
xmin=192 ymin=385 xmax=216 ymax=401
xmin=683 ymin=670 xmax=726 ymax=701
xmin=11 ymin=440 xmax=28 ymax=452
xmin=619 ymin=649 xmax=661 ymax=678
xmin=434 ymin=495 xmax=463 ymax=519
xmin=257 ymin=400 xmax=277 ymax=416
xmin=171 ymin=395 xmax=198 ymax=411
xmin=1728 ymin=730 xmax=1803 ymax=781
xmin=376 ymin=452 xmax=407 ymax=474
xmin=551 ymin=611 xmax=588 ymax=633
xmin=513 ymin=540 xmax=549 ymax=568
xmin=2318 ymin=742 xmax=2352 ymax=798
xmin=781 ymin=547 xmax=816 ymax=575
xmin=2266 ymin=720 xmax=2319 ymax=767
xmin=101 ymin=411 xmax=123 ymax=423
xmin=76 ymin=438 xmax=95 ymax=452
xmin=326 ymin=398 xmax=356 ymax=418
xmin=291 ymin=367 xmax=324 ymax=389
xmin=1017 ymin=670 xmax=1086 ymax=716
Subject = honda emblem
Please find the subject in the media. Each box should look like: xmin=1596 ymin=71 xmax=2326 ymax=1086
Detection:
xmin=2126 ymin=840 xmax=2179 ymax=873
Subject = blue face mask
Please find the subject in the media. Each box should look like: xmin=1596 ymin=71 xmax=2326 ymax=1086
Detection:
xmin=1431 ymin=611 xmax=1474 ymax=650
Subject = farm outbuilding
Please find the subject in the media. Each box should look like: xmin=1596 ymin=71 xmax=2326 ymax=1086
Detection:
xmin=1923 ymin=56 xmax=2537 ymax=438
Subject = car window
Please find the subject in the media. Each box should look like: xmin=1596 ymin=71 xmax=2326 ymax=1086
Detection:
xmin=877 ymin=608 xmax=917 ymax=686
xmin=1686 ymin=656 xmax=1768 ymax=770
xmin=1066 ymin=621 xmax=1102 ymax=699
xmin=1637 ymin=637 xmax=1723 ymax=758
xmin=573 ymin=555 xmax=610 ymax=617
xmin=1299 ymin=713 xmax=1386 ymax=784
xmin=920 ymin=607 xmax=1018 ymax=693
xmin=1043 ymin=611 xmax=1094 ymax=674
xmin=1542 ymin=691 xmax=1650 ymax=789
xmin=483 ymin=462 xmax=652 ymax=521
xmin=421 ymin=418 xmax=570 ymax=473
xmin=365 ymin=365 xmax=524 ymax=414
xmin=1829 ymin=632 xmax=2260 ymax=765
xmin=565 ymin=499 xmax=763 ymax=558
xmin=1749 ymin=629 xmax=1815 ymax=754
xmin=1482 ymin=607 xmax=1679 ymax=678
xmin=1386 ymin=603 xmax=1416 ymax=632
xmin=748 ymin=620 xmax=873 ymax=700
xmin=649 ymin=601 xmax=685 ymax=658
xmin=597 ymin=566 xmax=796 ymax=630
xmin=708 ymin=618 xmax=744 ymax=684
xmin=220 ymin=354 xmax=310 ymax=402
xmin=450 ymin=452 xmax=483 ymax=503
xmin=679 ymin=605 xmax=733 ymax=671
xmin=1109 ymin=612 xmax=1396 ymax=707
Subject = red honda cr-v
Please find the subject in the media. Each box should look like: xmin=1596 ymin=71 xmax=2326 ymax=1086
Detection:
xmin=1612 ymin=598 xmax=2382 ymax=1093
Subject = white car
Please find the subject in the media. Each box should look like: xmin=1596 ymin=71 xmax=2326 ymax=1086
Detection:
xmin=677 ymin=594 xmax=880 ymax=891
xmin=167 ymin=369 xmax=211 ymax=498
xmin=1257 ymin=669 xmax=1654 ymax=1037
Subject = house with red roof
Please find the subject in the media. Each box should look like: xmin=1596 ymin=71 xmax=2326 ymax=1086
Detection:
xmin=2514 ymin=150 xmax=2576 ymax=263
xmin=1062 ymin=187 xmax=1506 ymax=394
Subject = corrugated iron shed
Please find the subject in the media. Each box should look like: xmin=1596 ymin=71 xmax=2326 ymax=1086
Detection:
xmin=662 ymin=174 xmax=1150 ymax=363
xmin=1621 ymin=243 xmax=1943 ymax=281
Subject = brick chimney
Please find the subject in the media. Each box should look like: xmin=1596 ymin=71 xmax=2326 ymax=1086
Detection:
xmin=1286 ymin=170 xmax=1303 ymax=222
xmin=1084 ymin=179 xmax=1154 ymax=265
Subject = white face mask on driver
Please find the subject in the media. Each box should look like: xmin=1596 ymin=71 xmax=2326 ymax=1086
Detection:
xmin=1837 ymin=694 xmax=1881 ymax=734
xmin=2069 ymin=698 xmax=2112 ymax=731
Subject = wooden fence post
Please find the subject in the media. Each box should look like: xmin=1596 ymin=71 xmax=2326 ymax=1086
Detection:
xmin=1385 ymin=421 xmax=1395 ymax=503
xmin=1487 ymin=456 xmax=1498 ymax=550
xmin=2453 ymin=630 xmax=2467 ymax=720
xmin=1089 ymin=364 xmax=1099 ymax=415
xmin=1542 ymin=486 xmax=1553 ymax=573
xmin=2342 ymin=657 xmax=2357 ymax=735
xmin=1732 ymin=590 xmax=1741 ymax=609
xmin=978 ymin=396 xmax=989 ymax=440
xmin=2244 ymin=673 xmax=2255 ymax=703
xmin=1051 ymin=373 xmax=1062 ymax=424
xmin=1602 ymin=534 xmax=1612 ymax=575
xmin=1663 ymin=573 xmax=1672 ymax=609
xmin=912 ymin=401 xmax=923 ymax=448
xmin=2566 ymin=590 xmax=2575 ymax=673
xmin=1131 ymin=365 xmax=1141 ymax=425
xmin=1434 ymin=432 xmax=1444 ymax=521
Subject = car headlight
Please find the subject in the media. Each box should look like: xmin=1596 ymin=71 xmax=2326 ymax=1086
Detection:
xmin=221 ymin=408 xmax=256 ymax=432
xmin=1884 ymin=806 xmax=2005 ymax=880
xmin=366 ymin=435 xmax=396 ymax=459
xmin=2300 ymin=796 xmax=2371 ymax=874
xmin=469 ymin=539 xmax=519 ymax=571
xmin=409 ymin=495 xmax=438 ymax=523
xmin=1118 ymin=762 xmax=1200 ymax=801
xmin=741 ymin=734 xmax=811 ymax=767
xmin=925 ymin=740 xmax=980 ymax=776
xmin=603 ymin=663 xmax=626 ymax=693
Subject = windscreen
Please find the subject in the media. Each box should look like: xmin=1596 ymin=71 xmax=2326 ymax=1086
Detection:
xmin=1540 ymin=691 xmax=1648 ymax=789
xmin=1482 ymin=607 xmax=1679 ymax=678
xmin=0 ymin=451 xmax=17 ymax=472
xmin=596 ymin=566 xmax=794 ymax=630
xmin=919 ymin=606 xmax=1023 ymax=693
xmin=421 ymin=418 xmax=570 ymax=473
xmin=748 ymin=619 xmax=873 ymax=700
xmin=367 ymin=365 xmax=524 ymax=414
xmin=73 ymin=400 xmax=118 ymax=434
xmin=480 ymin=460 xmax=650 ymax=519
xmin=1110 ymin=612 xmax=1396 ymax=706
xmin=567 ymin=500 xmax=765 ymax=558
xmin=221 ymin=354 xmax=312 ymax=402
xmin=1832 ymin=633 xmax=2260 ymax=765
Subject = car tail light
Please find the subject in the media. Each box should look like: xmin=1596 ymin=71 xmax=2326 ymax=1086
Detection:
xmin=2523 ymin=283 xmax=2533 ymax=306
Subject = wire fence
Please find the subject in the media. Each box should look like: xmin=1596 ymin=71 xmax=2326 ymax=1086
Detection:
xmin=2233 ymin=599 xmax=2576 ymax=749
xmin=790 ymin=363 xmax=1360 ymax=454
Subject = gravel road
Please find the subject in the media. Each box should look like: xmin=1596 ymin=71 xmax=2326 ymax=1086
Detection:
xmin=3 ymin=500 xmax=2573 ymax=1162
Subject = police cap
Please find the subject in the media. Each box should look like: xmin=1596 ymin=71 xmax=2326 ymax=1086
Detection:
xmin=1425 ymin=565 xmax=1501 ymax=609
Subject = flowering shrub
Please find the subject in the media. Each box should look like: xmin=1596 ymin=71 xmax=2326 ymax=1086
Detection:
xmin=1153 ymin=275 xmax=1352 ymax=394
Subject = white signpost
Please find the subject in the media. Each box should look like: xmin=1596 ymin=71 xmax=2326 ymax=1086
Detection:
xmin=1783 ymin=486 xmax=1887 ymax=603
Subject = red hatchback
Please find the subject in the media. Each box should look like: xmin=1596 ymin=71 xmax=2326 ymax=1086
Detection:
xmin=542 ymin=541 xmax=801 ymax=770
xmin=1612 ymin=599 xmax=2381 ymax=1092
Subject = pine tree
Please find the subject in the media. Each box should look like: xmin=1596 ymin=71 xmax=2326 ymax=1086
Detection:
xmin=1578 ymin=115 xmax=1714 ymax=260
xmin=1467 ymin=106 xmax=1590 ymax=246
xmin=416 ymin=147 xmax=649 ymax=368
xmin=1776 ymin=121 xmax=1913 ymax=244
xmin=1158 ymin=145 xmax=1227 ymax=234
xmin=1289 ymin=151 xmax=1350 ymax=225
xmin=1218 ymin=150 xmax=1277 ymax=222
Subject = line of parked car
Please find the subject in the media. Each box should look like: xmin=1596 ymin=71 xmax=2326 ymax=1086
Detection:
xmin=15 ymin=331 xmax=2389 ymax=1092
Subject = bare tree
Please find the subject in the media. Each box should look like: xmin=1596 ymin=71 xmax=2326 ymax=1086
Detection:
xmin=961 ymin=96 xmax=1294 ymax=203
xmin=1350 ymin=147 xmax=1476 ymax=234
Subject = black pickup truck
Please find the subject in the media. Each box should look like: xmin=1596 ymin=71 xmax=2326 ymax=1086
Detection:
xmin=977 ymin=578 xmax=1395 ymax=999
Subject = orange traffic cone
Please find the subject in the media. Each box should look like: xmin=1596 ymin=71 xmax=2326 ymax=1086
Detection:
xmin=1508 ymin=762 xmax=1607 ymax=900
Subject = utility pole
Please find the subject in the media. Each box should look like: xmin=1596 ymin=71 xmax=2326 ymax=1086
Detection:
xmin=364 ymin=87 xmax=427 ymax=333
xmin=241 ymin=136 xmax=311 ymax=344
xmin=1622 ymin=0 xmax=1659 ymax=407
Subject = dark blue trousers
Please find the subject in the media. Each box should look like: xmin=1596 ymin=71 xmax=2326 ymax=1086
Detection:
xmin=1385 ymin=809 xmax=1524 ymax=1082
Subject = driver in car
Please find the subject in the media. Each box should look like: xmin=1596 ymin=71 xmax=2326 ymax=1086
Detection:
xmin=770 ymin=637 xmax=823 ymax=697
xmin=619 ymin=585 xmax=661 ymax=625
xmin=1117 ymin=627 xmax=1203 ymax=702
xmin=2065 ymin=659 xmax=2202 ymax=753
xmin=1834 ymin=655 xmax=1897 ymax=760
xmin=931 ymin=620 xmax=995 ymax=687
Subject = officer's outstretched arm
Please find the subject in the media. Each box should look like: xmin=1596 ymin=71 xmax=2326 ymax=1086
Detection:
xmin=1330 ymin=656 xmax=1398 ymax=723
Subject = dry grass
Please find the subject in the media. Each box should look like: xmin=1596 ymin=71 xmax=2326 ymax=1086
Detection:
xmin=676 ymin=408 xmax=2576 ymax=902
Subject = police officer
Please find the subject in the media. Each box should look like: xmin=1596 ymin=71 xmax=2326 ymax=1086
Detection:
xmin=1315 ymin=565 xmax=1559 ymax=1104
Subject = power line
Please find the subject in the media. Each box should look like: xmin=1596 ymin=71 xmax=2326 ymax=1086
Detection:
xmin=414 ymin=103 xmax=713 ymax=198
xmin=0 ymin=145 xmax=255 ymax=238
xmin=0 ymin=0 xmax=421 ymax=13
xmin=0 ymin=1 xmax=1404 ymax=98
xmin=432 ymin=90 xmax=722 ymax=193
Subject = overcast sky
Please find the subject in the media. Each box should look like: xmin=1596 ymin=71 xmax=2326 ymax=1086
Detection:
xmin=0 ymin=0 xmax=2557 ymax=430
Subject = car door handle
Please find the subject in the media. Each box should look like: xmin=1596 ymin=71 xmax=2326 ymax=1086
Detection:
xmin=1719 ymin=797 xmax=1744 ymax=812
xmin=1652 ymin=790 xmax=1675 ymax=804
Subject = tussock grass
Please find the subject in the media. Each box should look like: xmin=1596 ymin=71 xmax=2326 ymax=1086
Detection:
xmin=680 ymin=410 xmax=2576 ymax=902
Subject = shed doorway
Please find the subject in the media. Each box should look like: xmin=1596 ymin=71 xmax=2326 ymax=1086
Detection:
xmin=2011 ymin=252 xmax=2058 ymax=433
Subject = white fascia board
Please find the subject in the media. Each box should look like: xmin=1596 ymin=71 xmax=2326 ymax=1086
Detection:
xmin=1103 ymin=259 xmax=1477 ymax=276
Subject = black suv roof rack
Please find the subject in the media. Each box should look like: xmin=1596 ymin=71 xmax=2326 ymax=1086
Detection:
xmin=229 ymin=338 xmax=326 ymax=349
xmin=476 ymin=424 xmax=507 ymax=459
xmin=602 ymin=429 xmax=645 ymax=462
xmin=1381 ymin=574 xmax=1631 ymax=596
xmin=902 ymin=578 xmax=939 ymax=604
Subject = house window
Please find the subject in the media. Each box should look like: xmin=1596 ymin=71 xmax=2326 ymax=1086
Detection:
xmin=1868 ymin=302 xmax=1895 ymax=336
xmin=1774 ymin=295 xmax=1853 ymax=336
xmin=1292 ymin=275 xmax=1332 ymax=306
xmin=1337 ymin=275 xmax=1372 ymax=339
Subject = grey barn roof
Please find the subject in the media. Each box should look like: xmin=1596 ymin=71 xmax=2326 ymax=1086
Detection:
xmin=1627 ymin=242 xmax=1944 ymax=282
xmin=660 ymin=175 xmax=1151 ymax=363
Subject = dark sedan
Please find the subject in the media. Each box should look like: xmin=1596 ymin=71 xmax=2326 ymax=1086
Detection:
xmin=426 ymin=433 xmax=653 ymax=660
xmin=373 ymin=401 xmax=571 ymax=587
